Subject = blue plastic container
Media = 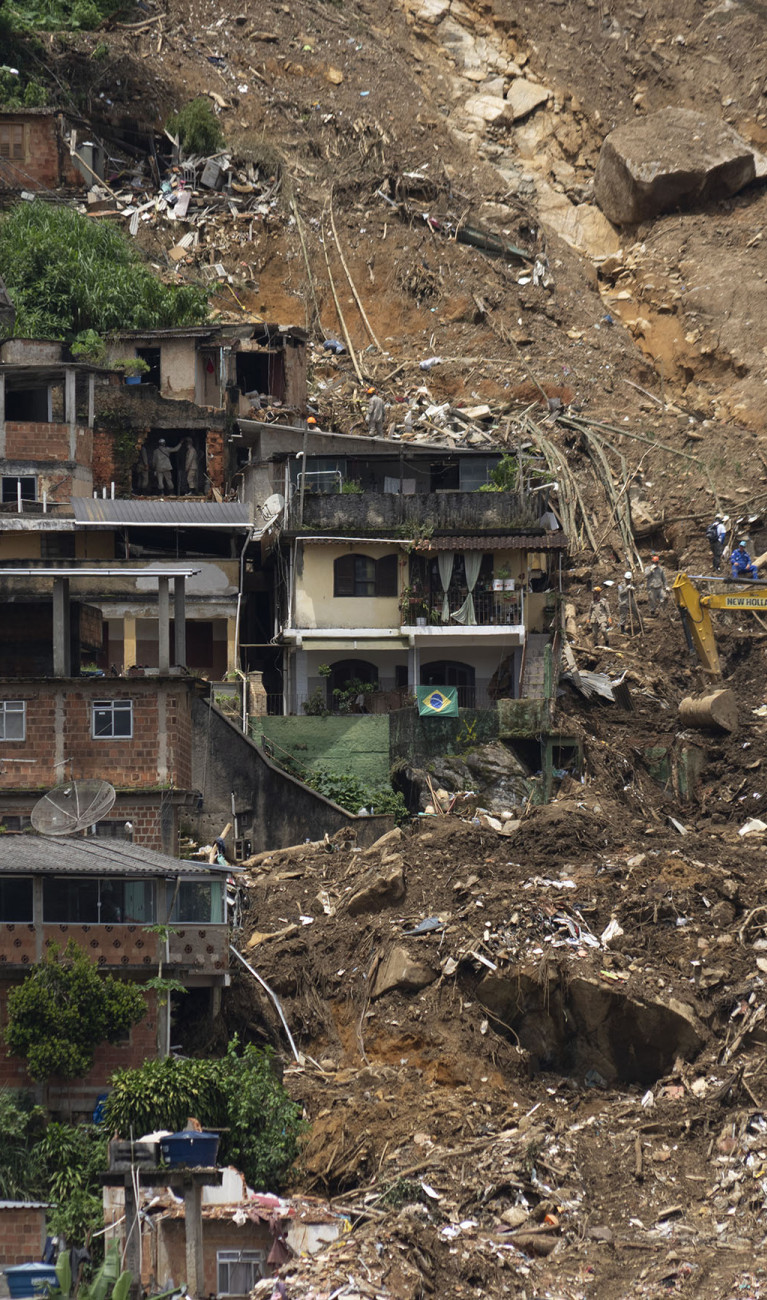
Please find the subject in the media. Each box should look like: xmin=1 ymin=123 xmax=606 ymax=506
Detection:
xmin=159 ymin=1129 xmax=219 ymax=1167
xmin=4 ymin=1264 xmax=59 ymax=1298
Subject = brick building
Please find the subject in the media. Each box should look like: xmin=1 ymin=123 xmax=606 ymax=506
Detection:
xmin=0 ymin=109 xmax=85 ymax=193
xmin=0 ymin=1201 xmax=49 ymax=1266
xmin=0 ymin=835 xmax=230 ymax=1113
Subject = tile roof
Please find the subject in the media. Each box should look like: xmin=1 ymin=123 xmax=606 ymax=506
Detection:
xmin=413 ymin=533 xmax=567 ymax=550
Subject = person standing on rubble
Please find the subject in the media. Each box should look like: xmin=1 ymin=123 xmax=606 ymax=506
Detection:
xmin=706 ymin=513 xmax=727 ymax=571
xmin=617 ymin=572 xmax=640 ymax=634
xmin=366 ymin=387 xmax=386 ymax=438
xmin=644 ymin=554 xmax=668 ymax=615
xmin=152 ymin=438 xmax=182 ymax=494
xmin=587 ymin=586 xmax=612 ymax=647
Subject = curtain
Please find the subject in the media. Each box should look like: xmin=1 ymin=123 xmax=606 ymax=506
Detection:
xmin=437 ymin=551 xmax=455 ymax=622
xmin=451 ymin=552 xmax=483 ymax=625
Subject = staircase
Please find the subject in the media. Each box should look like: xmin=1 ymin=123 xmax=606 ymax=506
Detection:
xmin=520 ymin=633 xmax=550 ymax=698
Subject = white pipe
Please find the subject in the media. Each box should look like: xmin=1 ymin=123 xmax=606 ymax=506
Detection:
xmin=42 ymin=491 xmax=47 ymax=514
xmin=102 ymin=486 xmax=107 ymax=499
xmin=111 ymin=481 xmax=115 ymax=499
xmin=16 ymin=480 xmax=21 ymax=513
xmin=229 ymin=945 xmax=302 ymax=1062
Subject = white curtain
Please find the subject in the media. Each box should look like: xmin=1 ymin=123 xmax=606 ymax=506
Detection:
xmin=451 ymin=552 xmax=483 ymax=625
xmin=437 ymin=551 xmax=455 ymax=622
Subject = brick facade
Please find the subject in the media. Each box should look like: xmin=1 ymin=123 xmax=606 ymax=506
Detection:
xmin=145 ymin=1216 xmax=272 ymax=1293
xmin=0 ymin=111 xmax=82 ymax=192
xmin=4 ymin=422 xmax=92 ymax=467
xmin=0 ymin=1204 xmax=48 ymax=1266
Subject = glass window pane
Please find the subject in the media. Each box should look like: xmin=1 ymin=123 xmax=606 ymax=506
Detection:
xmin=123 ymin=881 xmax=154 ymax=923
xmin=0 ymin=877 xmax=33 ymax=921
xmin=169 ymin=880 xmax=222 ymax=923
xmin=1 ymin=701 xmax=25 ymax=740
xmin=44 ymin=877 xmax=99 ymax=922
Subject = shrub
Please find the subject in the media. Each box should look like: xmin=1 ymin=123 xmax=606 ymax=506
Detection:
xmin=0 ymin=201 xmax=208 ymax=340
xmin=168 ymin=98 xmax=225 ymax=157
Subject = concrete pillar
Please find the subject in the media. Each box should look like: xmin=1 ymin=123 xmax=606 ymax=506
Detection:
xmin=184 ymin=1180 xmax=204 ymax=1298
xmin=88 ymin=373 xmax=95 ymax=427
xmin=52 ymin=578 xmax=71 ymax=677
xmin=123 ymin=1179 xmax=142 ymax=1298
xmin=0 ymin=373 xmax=5 ymax=458
xmin=226 ymin=615 xmax=237 ymax=675
xmin=123 ymin=616 xmax=137 ymax=670
xmin=174 ymin=575 xmax=186 ymax=667
xmin=294 ymin=645 xmax=308 ymax=713
xmin=158 ymin=576 xmax=170 ymax=674
xmin=65 ymin=369 xmax=76 ymax=458
xmin=408 ymin=641 xmax=418 ymax=693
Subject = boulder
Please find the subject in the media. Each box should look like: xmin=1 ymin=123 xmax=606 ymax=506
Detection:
xmin=505 ymin=78 xmax=551 ymax=122
xmin=594 ymin=108 xmax=757 ymax=225
xmin=372 ymin=946 xmax=439 ymax=998
xmin=346 ymin=859 xmax=406 ymax=915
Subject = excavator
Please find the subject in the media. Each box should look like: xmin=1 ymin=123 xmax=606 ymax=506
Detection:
xmin=672 ymin=571 xmax=767 ymax=731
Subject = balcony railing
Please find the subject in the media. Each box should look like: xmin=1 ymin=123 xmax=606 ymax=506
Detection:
xmin=290 ymin=490 xmax=541 ymax=533
xmin=405 ymin=588 xmax=523 ymax=627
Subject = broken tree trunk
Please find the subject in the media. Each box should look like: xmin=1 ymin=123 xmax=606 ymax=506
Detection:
xmin=679 ymin=689 xmax=738 ymax=733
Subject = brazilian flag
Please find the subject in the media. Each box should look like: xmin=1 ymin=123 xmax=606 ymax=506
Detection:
xmin=416 ymin=686 xmax=459 ymax=717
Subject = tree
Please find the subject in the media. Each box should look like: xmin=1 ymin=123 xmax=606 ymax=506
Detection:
xmin=167 ymin=99 xmax=225 ymax=157
xmin=0 ymin=202 xmax=208 ymax=340
xmin=106 ymin=1038 xmax=305 ymax=1191
xmin=5 ymin=940 xmax=146 ymax=1081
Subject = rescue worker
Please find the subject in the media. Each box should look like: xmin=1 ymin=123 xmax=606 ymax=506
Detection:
xmin=645 ymin=554 xmax=668 ymax=615
xmin=731 ymin=539 xmax=758 ymax=581
xmin=617 ymin=572 xmax=640 ymax=634
xmin=706 ymin=513 xmax=727 ymax=571
xmin=151 ymin=438 xmax=182 ymax=493
xmin=366 ymin=387 xmax=385 ymax=438
xmin=587 ymin=586 xmax=612 ymax=647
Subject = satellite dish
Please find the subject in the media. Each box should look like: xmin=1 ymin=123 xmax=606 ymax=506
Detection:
xmin=31 ymin=779 xmax=117 ymax=836
xmin=261 ymin=492 xmax=285 ymax=522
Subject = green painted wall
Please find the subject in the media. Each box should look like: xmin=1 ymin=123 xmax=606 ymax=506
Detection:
xmin=251 ymin=714 xmax=391 ymax=785
xmin=389 ymin=708 xmax=499 ymax=764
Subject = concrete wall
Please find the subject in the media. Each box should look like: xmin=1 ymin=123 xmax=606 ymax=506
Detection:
xmin=389 ymin=707 xmax=499 ymax=764
xmin=298 ymin=491 xmax=540 ymax=533
xmin=191 ymin=697 xmax=393 ymax=852
xmin=251 ymin=714 xmax=391 ymax=786
xmin=295 ymin=542 xmax=403 ymax=629
xmin=146 ymin=1216 xmax=273 ymax=1293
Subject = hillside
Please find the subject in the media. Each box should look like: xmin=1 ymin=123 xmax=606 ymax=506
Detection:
xmin=9 ymin=0 xmax=767 ymax=1293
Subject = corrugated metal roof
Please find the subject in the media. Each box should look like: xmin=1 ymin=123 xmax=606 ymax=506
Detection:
xmin=413 ymin=533 xmax=567 ymax=550
xmin=0 ymin=1200 xmax=50 ymax=1209
xmin=0 ymin=836 xmax=224 ymax=877
xmin=72 ymin=500 xmax=253 ymax=528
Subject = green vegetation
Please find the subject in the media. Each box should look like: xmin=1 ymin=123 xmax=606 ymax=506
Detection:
xmin=1 ymin=0 xmax=124 ymax=34
xmin=49 ymin=1241 xmax=131 ymax=1300
xmin=307 ymin=767 xmax=409 ymax=822
xmin=167 ymin=98 xmax=225 ymax=156
xmin=105 ymin=1038 xmax=305 ymax=1191
xmin=0 ymin=202 xmax=208 ymax=340
xmin=478 ymin=453 xmax=549 ymax=493
xmin=5 ymin=940 xmax=146 ymax=1081
xmin=0 ymin=1089 xmax=45 ymax=1198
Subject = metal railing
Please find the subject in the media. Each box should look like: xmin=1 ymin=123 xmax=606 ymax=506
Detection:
xmin=411 ymin=588 xmax=523 ymax=627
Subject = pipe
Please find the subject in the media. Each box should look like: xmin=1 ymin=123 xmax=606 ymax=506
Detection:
xmin=229 ymin=944 xmax=302 ymax=1062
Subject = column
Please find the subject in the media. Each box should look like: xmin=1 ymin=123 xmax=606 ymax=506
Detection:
xmin=158 ymin=577 xmax=170 ymax=674
xmin=87 ymin=373 xmax=95 ymax=427
xmin=65 ymin=369 xmax=77 ymax=459
xmin=0 ymin=372 xmax=5 ymax=458
xmin=123 ymin=616 xmax=137 ymax=670
xmin=226 ymin=615 xmax=237 ymax=675
xmin=294 ymin=644 xmax=308 ymax=713
xmin=123 ymin=1178 xmax=142 ymax=1294
xmin=174 ymin=575 xmax=186 ymax=667
xmin=184 ymin=1180 xmax=204 ymax=1298
xmin=52 ymin=578 xmax=71 ymax=677
xmin=407 ymin=638 xmax=418 ymax=693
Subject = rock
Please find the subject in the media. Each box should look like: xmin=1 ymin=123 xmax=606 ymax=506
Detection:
xmin=463 ymin=93 xmax=512 ymax=125
xmin=593 ymin=108 xmax=757 ymax=225
xmin=363 ymin=826 xmax=403 ymax=857
xmin=535 ymin=184 xmax=622 ymax=259
xmin=372 ymin=946 xmax=439 ymax=998
xmin=346 ymin=860 xmax=406 ymax=915
xmin=405 ymin=0 xmax=451 ymax=22
xmin=501 ymin=1206 xmax=529 ymax=1228
xmin=505 ymin=78 xmax=551 ymax=121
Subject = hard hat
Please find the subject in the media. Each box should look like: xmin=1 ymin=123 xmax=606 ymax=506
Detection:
xmin=624 ymin=571 xmax=632 ymax=580
xmin=651 ymin=554 xmax=660 ymax=562
xmin=159 ymin=438 xmax=166 ymax=445
xmin=715 ymin=513 xmax=723 ymax=520
xmin=593 ymin=586 xmax=602 ymax=594
xmin=739 ymin=538 xmax=747 ymax=546
xmin=367 ymin=387 xmax=375 ymax=395
xmin=307 ymin=416 xmax=317 ymax=425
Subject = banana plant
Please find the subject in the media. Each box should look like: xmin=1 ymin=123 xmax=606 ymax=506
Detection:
xmin=47 ymin=1243 xmax=131 ymax=1300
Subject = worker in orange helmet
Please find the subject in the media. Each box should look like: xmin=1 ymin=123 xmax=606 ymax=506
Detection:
xmin=644 ymin=553 xmax=668 ymax=615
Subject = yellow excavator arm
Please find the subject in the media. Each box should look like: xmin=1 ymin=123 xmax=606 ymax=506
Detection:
xmin=673 ymin=572 xmax=767 ymax=679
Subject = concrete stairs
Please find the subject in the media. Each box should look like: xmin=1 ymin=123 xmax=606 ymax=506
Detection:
xmin=521 ymin=633 xmax=550 ymax=698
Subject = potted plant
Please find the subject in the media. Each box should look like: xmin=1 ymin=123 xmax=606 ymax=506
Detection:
xmin=399 ymin=582 xmax=430 ymax=624
xmin=493 ymin=565 xmax=510 ymax=593
xmin=114 ymin=356 xmax=150 ymax=385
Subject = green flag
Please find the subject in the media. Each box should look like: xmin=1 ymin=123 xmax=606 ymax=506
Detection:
xmin=416 ymin=686 xmax=459 ymax=717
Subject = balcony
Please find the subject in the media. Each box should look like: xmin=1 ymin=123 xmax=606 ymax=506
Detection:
xmin=291 ymin=491 xmax=541 ymax=534
xmin=403 ymin=588 xmax=523 ymax=629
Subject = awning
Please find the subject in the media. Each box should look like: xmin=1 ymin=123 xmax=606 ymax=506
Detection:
xmin=72 ymin=500 xmax=254 ymax=528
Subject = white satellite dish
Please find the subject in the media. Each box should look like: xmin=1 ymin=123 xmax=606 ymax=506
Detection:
xmin=31 ymin=778 xmax=117 ymax=836
xmin=261 ymin=492 xmax=285 ymax=522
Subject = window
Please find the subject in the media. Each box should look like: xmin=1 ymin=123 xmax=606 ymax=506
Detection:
xmin=168 ymin=879 xmax=224 ymax=924
xmin=1 ymin=476 xmax=36 ymax=504
xmin=43 ymin=877 xmax=155 ymax=923
xmin=0 ymin=124 xmax=24 ymax=160
xmin=92 ymin=699 xmax=133 ymax=739
xmin=0 ymin=701 xmax=26 ymax=741
xmin=41 ymin=534 xmax=77 ymax=559
xmin=334 ymin=553 xmax=398 ymax=598
xmin=136 ymin=347 xmax=161 ymax=387
xmin=217 ymin=1251 xmax=265 ymax=1296
xmin=0 ymin=877 xmax=33 ymax=922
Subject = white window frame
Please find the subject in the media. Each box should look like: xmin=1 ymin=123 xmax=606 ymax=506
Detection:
xmin=92 ymin=699 xmax=133 ymax=739
xmin=1 ymin=475 xmax=37 ymax=504
xmin=216 ymin=1251 xmax=265 ymax=1296
xmin=0 ymin=700 xmax=26 ymax=741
